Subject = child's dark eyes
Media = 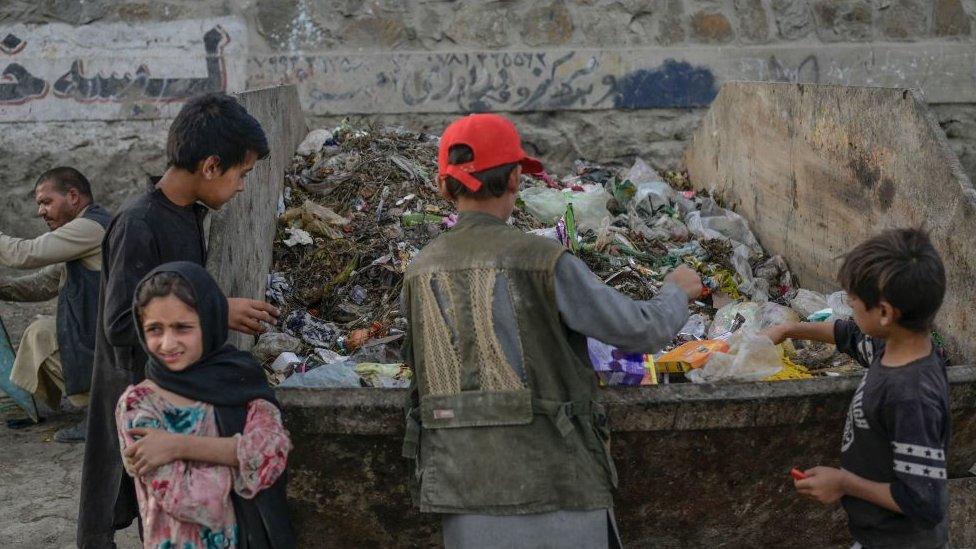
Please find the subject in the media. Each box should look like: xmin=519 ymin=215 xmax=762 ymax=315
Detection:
xmin=145 ymin=325 xmax=195 ymax=335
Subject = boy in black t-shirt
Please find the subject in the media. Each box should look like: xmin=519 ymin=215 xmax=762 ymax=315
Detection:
xmin=765 ymin=228 xmax=949 ymax=549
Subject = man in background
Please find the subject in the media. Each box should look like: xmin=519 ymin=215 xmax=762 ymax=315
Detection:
xmin=0 ymin=167 xmax=111 ymax=442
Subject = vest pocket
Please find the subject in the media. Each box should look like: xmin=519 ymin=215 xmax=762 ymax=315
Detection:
xmin=420 ymin=390 xmax=533 ymax=429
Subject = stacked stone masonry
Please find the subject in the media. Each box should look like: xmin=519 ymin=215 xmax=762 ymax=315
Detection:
xmin=1 ymin=0 xmax=975 ymax=258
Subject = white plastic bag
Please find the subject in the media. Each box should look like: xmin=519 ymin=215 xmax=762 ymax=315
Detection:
xmin=283 ymin=228 xmax=313 ymax=247
xmin=297 ymin=129 xmax=333 ymax=156
xmin=270 ymin=352 xmax=303 ymax=373
xmin=279 ymin=361 xmax=362 ymax=388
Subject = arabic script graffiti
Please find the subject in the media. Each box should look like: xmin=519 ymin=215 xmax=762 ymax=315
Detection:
xmin=0 ymin=26 xmax=229 ymax=106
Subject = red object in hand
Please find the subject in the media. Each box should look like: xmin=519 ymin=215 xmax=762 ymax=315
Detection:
xmin=790 ymin=468 xmax=808 ymax=480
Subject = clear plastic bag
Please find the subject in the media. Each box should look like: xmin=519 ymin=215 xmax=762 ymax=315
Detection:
xmin=789 ymin=289 xmax=829 ymax=318
xmin=686 ymin=332 xmax=783 ymax=383
xmin=653 ymin=215 xmax=690 ymax=242
xmin=684 ymin=198 xmax=761 ymax=252
xmin=758 ymin=302 xmax=801 ymax=330
xmin=520 ymin=185 xmax=611 ymax=231
xmin=827 ymin=291 xmax=854 ymax=319
xmin=706 ymin=301 xmax=799 ymax=339
xmin=626 ymin=158 xmax=676 ymax=217
xmin=707 ymin=302 xmax=760 ymax=339
xmin=677 ymin=313 xmax=709 ymax=342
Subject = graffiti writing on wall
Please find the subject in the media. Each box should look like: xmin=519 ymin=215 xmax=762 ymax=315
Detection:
xmin=247 ymin=44 xmax=976 ymax=115
xmin=1 ymin=27 xmax=227 ymax=105
xmin=0 ymin=17 xmax=246 ymax=121
xmin=248 ymin=50 xmax=719 ymax=114
xmin=767 ymin=55 xmax=820 ymax=84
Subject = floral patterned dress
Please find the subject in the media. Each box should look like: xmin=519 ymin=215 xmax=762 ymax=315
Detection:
xmin=116 ymin=384 xmax=291 ymax=549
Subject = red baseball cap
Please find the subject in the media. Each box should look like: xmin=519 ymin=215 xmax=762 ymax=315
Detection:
xmin=438 ymin=113 xmax=544 ymax=192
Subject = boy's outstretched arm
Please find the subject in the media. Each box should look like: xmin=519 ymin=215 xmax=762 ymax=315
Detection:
xmin=554 ymin=254 xmax=699 ymax=354
xmin=764 ymin=321 xmax=836 ymax=345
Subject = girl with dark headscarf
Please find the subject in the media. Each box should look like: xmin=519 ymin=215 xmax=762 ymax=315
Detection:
xmin=116 ymin=262 xmax=295 ymax=548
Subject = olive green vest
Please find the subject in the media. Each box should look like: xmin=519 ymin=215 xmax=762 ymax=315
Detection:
xmin=401 ymin=211 xmax=616 ymax=515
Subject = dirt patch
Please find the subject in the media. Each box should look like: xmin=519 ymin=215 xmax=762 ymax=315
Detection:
xmin=0 ymin=400 xmax=141 ymax=547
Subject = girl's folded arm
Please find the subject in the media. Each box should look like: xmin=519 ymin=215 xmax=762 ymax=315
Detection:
xmin=233 ymin=399 xmax=292 ymax=499
xmin=116 ymin=390 xmax=232 ymax=526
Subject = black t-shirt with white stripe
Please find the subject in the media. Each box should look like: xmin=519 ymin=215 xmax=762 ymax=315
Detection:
xmin=834 ymin=320 xmax=950 ymax=549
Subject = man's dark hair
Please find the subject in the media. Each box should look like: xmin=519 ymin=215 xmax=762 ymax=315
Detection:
xmin=444 ymin=145 xmax=518 ymax=200
xmin=35 ymin=166 xmax=93 ymax=199
xmin=837 ymin=228 xmax=946 ymax=332
xmin=167 ymin=92 xmax=270 ymax=173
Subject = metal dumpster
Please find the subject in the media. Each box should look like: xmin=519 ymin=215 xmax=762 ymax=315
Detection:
xmin=212 ymin=83 xmax=976 ymax=547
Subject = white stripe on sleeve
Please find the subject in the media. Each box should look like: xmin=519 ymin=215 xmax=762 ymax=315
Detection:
xmin=892 ymin=442 xmax=945 ymax=462
xmin=893 ymin=459 xmax=947 ymax=479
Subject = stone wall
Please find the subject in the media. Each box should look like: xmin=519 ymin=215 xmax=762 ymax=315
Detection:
xmin=1 ymin=1 xmax=975 ymax=340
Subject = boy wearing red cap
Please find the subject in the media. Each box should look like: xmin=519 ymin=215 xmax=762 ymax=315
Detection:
xmin=400 ymin=114 xmax=703 ymax=548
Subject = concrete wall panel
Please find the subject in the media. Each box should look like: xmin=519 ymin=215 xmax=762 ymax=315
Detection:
xmin=684 ymin=82 xmax=976 ymax=359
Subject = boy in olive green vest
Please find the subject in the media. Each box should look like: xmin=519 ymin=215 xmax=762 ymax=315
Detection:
xmin=401 ymin=114 xmax=703 ymax=548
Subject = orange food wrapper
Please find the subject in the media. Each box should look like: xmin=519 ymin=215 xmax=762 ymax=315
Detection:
xmin=656 ymin=340 xmax=731 ymax=374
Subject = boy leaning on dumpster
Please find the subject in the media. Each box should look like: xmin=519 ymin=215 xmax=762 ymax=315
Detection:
xmin=764 ymin=228 xmax=950 ymax=549
xmin=399 ymin=113 xmax=704 ymax=549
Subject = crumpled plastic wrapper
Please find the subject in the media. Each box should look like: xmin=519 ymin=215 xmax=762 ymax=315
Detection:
xmin=282 ymin=309 xmax=341 ymax=348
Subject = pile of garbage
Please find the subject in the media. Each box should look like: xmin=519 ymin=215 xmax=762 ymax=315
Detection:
xmin=259 ymin=123 xmax=859 ymax=388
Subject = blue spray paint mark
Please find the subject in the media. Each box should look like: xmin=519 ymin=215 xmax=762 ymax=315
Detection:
xmin=613 ymin=59 xmax=717 ymax=109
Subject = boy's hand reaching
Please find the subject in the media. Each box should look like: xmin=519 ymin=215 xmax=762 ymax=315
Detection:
xmin=227 ymin=298 xmax=280 ymax=335
xmin=665 ymin=265 xmax=704 ymax=301
xmin=762 ymin=324 xmax=791 ymax=345
xmin=794 ymin=466 xmax=848 ymax=505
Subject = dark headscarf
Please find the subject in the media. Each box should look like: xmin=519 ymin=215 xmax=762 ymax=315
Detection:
xmin=134 ymin=261 xmax=295 ymax=549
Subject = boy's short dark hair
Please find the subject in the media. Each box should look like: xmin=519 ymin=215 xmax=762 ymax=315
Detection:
xmin=444 ymin=145 xmax=518 ymax=200
xmin=838 ymin=228 xmax=946 ymax=332
xmin=166 ymin=92 xmax=270 ymax=173
xmin=34 ymin=166 xmax=93 ymax=199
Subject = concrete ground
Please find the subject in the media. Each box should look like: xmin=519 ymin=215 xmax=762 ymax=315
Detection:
xmin=0 ymin=398 xmax=141 ymax=547
xmin=0 ymin=298 xmax=140 ymax=548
